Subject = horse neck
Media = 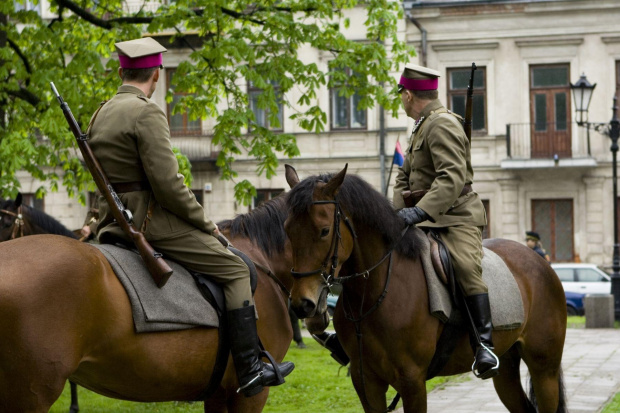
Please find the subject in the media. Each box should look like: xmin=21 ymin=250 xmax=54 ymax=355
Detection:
xmin=339 ymin=226 xmax=393 ymax=303
xmin=224 ymin=233 xmax=294 ymax=293
xmin=22 ymin=208 xmax=77 ymax=238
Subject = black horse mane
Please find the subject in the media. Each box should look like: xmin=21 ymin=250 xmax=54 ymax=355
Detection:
xmin=217 ymin=195 xmax=288 ymax=257
xmin=287 ymin=172 xmax=420 ymax=259
xmin=0 ymin=199 xmax=78 ymax=239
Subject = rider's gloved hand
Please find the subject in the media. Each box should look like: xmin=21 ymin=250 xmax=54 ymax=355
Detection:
xmin=398 ymin=206 xmax=430 ymax=226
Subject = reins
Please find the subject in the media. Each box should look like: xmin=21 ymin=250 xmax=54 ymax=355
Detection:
xmin=0 ymin=206 xmax=25 ymax=240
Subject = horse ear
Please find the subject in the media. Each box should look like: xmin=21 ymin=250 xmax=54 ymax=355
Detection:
xmin=323 ymin=164 xmax=348 ymax=198
xmin=15 ymin=192 xmax=22 ymax=207
xmin=285 ymin=164 xmax=300 ymax=189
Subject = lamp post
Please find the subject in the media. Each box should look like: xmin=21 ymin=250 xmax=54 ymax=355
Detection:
xmin=571 ymin=74 xmax=620 ymax=319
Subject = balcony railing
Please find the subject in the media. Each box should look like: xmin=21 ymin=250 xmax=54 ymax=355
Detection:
xmin=505 ymin=122 xmax=591 ymax=160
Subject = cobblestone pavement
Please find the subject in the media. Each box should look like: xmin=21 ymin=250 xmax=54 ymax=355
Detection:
xmin=393 ymin=328 xmax=620 ymax=413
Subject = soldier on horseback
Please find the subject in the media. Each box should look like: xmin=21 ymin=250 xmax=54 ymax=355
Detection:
xmin=87 ymin=37 xmax=294 ymax=396
xmin=393 ymin=63 xmax=500 ymax=380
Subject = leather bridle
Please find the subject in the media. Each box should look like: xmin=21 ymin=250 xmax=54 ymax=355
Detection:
xmin=0 ymin=206 xmax=25 ymax=240
xmin=290 ymin=199 xmax=357 ymax=286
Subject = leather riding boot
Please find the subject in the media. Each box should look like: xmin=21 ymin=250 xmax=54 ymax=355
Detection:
xmin=312 ymin=331 xmax=350 ymax=366
xmin=464 ymin=293 xmax=500 ymax=380
xmin=227 ymin=306 xmax=295 ymax=397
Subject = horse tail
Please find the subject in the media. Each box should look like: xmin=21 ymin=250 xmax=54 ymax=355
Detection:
xmin=527 ymin=366 xmax=568 ymax=413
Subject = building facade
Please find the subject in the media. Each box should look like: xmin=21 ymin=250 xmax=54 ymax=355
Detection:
xmin=14 ymin=0 xmax=620 ymax=268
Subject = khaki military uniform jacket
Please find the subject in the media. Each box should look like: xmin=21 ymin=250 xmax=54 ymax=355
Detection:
xmin=88 ymin=85 xmax=216 ymax=243
xmin=393 ymin=99 xmax=486 ymax=228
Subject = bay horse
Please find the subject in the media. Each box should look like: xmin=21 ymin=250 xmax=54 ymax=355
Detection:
xmin=0 ymin=196 xmax=295 ymax=412
xmin=1 ymin=194 xmax=81 ymax=412
xmin=283 ymin=164 xmax=567 ymax=413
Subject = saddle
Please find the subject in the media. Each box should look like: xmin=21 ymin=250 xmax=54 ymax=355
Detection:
xmin=93 ymin=240 xmax=261 ymax=402
xmin=416 ymin=228 xmax=524 ymax=379
xmin=93 ymin=240 xmax=258 ymax=333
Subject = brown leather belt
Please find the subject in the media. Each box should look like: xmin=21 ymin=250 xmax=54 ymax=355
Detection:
xmin=402 ymin=184 xmax=472 ymax=208
xmin=111 ymin=181 xmax=151 ymax=193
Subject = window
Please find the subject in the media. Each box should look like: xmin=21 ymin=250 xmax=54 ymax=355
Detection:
xmin=330 ymin=69 xmax=367 ymax=130
xmin=250 ymin=189 xmax=284 ymax=211
xmin=616 ymin=61 xmax=620 ymax=106
xmin=248 ymin=80 xmax=283 ymax=131
xmin=191 ymin=189 xmax=204 ymax=207
xmin=529 ymin=64 xmax=572 ymax=158
xmin=14 ymin=1 xmax=40 ymax=12
xmin=554 ymin=268 xmax=574 ymax=282
xmin=21 ymin=193 xmax=44 ymax=210
xmin=166 ymin=69 xmax=202 ymax=135
xmin=532 ymin=199 xmax=574 ymax=262
xmin=481 ymin=199 xmax=490 ymax=239
xmin=447 ymin=67 xmax=486 ymax=133
xmin=576 ymin=269 xmax=605 ymax=282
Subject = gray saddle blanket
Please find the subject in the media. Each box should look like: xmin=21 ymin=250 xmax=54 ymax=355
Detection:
xmin=413 ymin=228 xmax=524 ymax=330
xmin=93 ymin=244 xmax=219 ymax=333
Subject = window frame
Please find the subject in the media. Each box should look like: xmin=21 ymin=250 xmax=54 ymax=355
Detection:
xmin=447 ymin=66 xmax=487 ymax=135
xmin=528 ymin=63 xmax=572 ymax=158
xmin=250 ymin=188 xmax=284 ymax=211
xmin=247 ymin=80 xmax=284 ymax=132
xmin=329 ymin=68 xmax=368 ymax=131
xmin=166 ymin=68 xmax=202 ymax=136
xmin=21 ymin=193 xmax=44 ymax=211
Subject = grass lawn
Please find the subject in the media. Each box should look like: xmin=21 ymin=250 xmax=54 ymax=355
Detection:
xmin=50 ymin=340 xmax=455 ymax=412
xmin=602 ymin=393 xmax=620 ymax=413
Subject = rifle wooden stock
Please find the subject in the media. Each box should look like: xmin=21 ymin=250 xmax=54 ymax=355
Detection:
xmin=50 ymin=82 xmax=173 ymax=288
xmin=463 ymin=62 xmax=477 ymax=143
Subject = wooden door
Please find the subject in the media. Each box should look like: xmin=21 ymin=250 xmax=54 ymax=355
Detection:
xmin=530 ymin=65 xmax=571 ymax=158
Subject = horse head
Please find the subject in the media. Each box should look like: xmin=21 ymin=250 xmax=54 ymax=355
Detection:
xmin=284 ymin=164 xmax=357 ymax=318
xmin=0 ymin=193 xmax=25 ymax=241
xmin=0 ymin=193 xmax=78 ymax=242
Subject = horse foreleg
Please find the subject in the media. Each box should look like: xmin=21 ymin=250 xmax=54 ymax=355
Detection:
xmin=492 ymin=346 xmax=535 ymax=413
xmin=349 ymin=362 xmax=389 ymax=413
xmin=69 ymin=381 xmax=79 ymax=413
xmin=396 ymin=371 xmax=427 ymax=413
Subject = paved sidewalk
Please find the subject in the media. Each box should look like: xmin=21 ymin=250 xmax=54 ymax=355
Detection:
xmin=393 ymin=328 xmax=620 ymax=413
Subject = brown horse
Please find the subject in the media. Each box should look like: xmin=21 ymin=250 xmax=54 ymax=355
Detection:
xmin=1 ymin=194 xmax=82 ymax=412
xmin=283 ymin=165 xmax=567 ymax=413
xmin=0 ymin=196 xmax=295 ymax=413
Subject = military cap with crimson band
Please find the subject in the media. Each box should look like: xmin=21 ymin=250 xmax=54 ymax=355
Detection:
xmin=115 ymin=37 xmax=167 ymax=69
xmin=397 ymin=63 xmax=441 ymax=93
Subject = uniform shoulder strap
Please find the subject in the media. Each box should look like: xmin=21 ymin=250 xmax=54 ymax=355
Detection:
xmin=86 ymin=100 xmax=108 ymax=135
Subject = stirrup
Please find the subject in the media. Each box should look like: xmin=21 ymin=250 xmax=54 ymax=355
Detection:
xmin=471 ymin=343 xmax=500 ymax=380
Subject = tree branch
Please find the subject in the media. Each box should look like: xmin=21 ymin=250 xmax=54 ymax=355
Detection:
xmin=6 ymin=86 xmax=41 ymax=108
xmin=7 ymin=38 xmax=32 ymax=85
xmin=54 ymin=0 xmax=154 ymax=29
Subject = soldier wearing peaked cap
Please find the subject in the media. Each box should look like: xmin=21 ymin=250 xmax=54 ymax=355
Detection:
xmin=393 ymin=63 xmax=499 ymax=380
xmin=87 ymin=37 xmax=294 ymax=396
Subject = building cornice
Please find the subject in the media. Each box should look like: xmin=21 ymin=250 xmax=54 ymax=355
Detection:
xmin=515 ymin=37 xmax=583 ymax=48
xmin=431 ymin=41 xmax=499 ymax=52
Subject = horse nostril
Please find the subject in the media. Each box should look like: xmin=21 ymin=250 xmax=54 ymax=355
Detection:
xmin=299 ymin=298 xmax=316 ymax=318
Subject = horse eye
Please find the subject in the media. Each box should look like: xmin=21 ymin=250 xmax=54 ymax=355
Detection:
xmin=320 ymin=228 xmax=330 ymax=238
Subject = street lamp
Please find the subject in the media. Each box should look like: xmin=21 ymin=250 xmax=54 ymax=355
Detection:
xmin=571 ymin=73 xmax=620 ymax=319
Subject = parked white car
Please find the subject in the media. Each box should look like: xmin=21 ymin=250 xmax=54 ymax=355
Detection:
xmin=551 ymin=263 xmax=611 ymax=295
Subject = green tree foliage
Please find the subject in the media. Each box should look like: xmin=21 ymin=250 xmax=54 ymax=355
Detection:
xmin=1 ymin=0 xmax=414 ymax=205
